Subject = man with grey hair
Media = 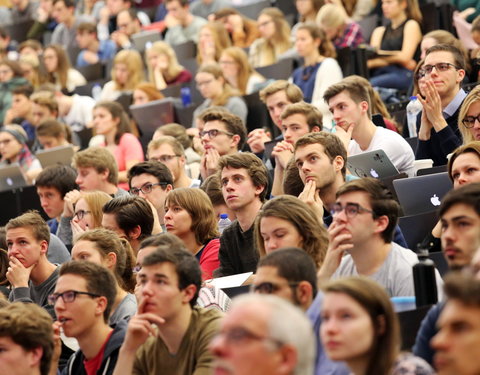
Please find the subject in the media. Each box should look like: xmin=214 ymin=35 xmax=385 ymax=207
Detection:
xmin=210 ymin=293 xmax=315 ymax=375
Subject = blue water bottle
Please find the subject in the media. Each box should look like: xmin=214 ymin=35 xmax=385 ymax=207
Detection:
xmin=181 ymin=87 xmax=192 ymax=107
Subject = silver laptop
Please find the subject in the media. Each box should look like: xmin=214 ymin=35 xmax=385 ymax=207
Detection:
xmin=347 ymin=149 xmax=399 ymax=178
xmin=36 ymin=145 xmax=75 ymax=168
xmin=393 ymin=172 xmax=453 ymax=216
xmin=0 ymin=164 xmax=28 ymax=191
xmin=130 ymin=98 xmax=176 ymax=135
xmin=131 ymin=30 xmax=162 ymax=52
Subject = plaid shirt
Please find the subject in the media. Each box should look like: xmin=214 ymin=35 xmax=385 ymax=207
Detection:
xmin=334 ymin=22 xmax=365 ymax=49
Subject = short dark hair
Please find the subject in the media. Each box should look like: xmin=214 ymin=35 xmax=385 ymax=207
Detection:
xmin=12 ymin=84 xmax=34 ymax=97
xmin=425 ymin=43 xmax=466 ymax=71
xmin=139 ymin=233 xmax=184 ymax=250
xmin=200 ymin=110 xmax=247 ymax=150
xmin=127 ymin=160 xmax=174 ymax=189
xmin=102 ymin=196 xmax=154 ymax=240
xmin=53 ymin=0 xmax=75 ymax=8
xmin=217 ymin=152 xmax=269 ymax=202
xmin=280 ymin=102 xmax=323 ymax=132
xmin=440 ymin=183 xmax=480 ymax=218
xmin=200 ymin=174 xmax=225 ymax=206
xmin=443 ymin=271 xmax=480 ymax=307
xmin=336 ymin=178 xmax=399 ymax=243
xmin=323 ymin=78 xmax=370 ymax=109
xmin=165 ymin=0 xmax=189 ymax=6
xmin=6 ymin=211 xmax=50 ymax=245
xmin=142 ymin=245 xmax=202 ymax=307
xmin=76 ymin=22 xmax=97 ymax=34
xmin=258 ymin=247 xmax=318 ymax=297
xmin=35 ymin=165 xmax=78 ymax=198
xmin=0 ymin=303 xmax=54 ymax=375
xmin=59 ymin=261 xmax=117 ymax=322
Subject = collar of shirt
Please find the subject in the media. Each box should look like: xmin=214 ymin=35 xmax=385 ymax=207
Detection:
xmin=443 ymin=88 xmax=467 ymax=119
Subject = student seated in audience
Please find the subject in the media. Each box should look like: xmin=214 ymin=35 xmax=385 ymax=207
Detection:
xmin=75 ymin=22 xmax=117 ymax=67
xmin=271 ymin=101 xmax=322 ymax=195
xmin=0 ymin=302 xmax=54 ymax=375
xmin=416 ymin=44 xmax=467 ymax=166
xmin=3 ymin=84 xmax=35 ymax=140
xmin=146 ymin=41 xmax=192 ymax=90
xmin=0 ymin=125 xmax=42 ymax=182
xmin=55 ymin=89 xmax=96 ymax=133
xmin=92 ymin=101 xmax=144 ymax=190
xmin=254 ymin=195 xmax=328 ymax=268
xmin=6 ymin=211 xmax=59 ymax=318
xmin=30 ymin=92 xmax=59 ymax=129
xmin=198 ymin=109 xmax=247 ymax=179
xmin=19 ymin=53 xmax=42 ymax=89
xmin=98 ymin=0 xmax=150 ymax=40
xmin=292 ymin=23 xmax=342 ymax=121
xmin=153 ymin=123 xmax=201 ymax=178
xmin=147 ymin=137 xmax=200 ymax=188
xmin=164 ymin=188 xmax=220 ymax=279
xmin=458 ymin=85 xmax=480 ymax=144
xmin=317 ymin=178 xmax=443 ymax=298
xmin=35 ymin=164 xmax=78 ymax=234
xmin=210 ymin=293 xmax=315 ymax=375
xmin=72 ymin=228 xmax=137 ymax=324
xmin=215 ymin=152 xmax=268 ymax=277
xmin=413 ymin=183 xmax=480 ymax=365
xmin=128 ymin=160 xmax=174 ymax=231
xmin=292 ymin=0 xmax=322 ymax=32
xmin=72 ymin=147 xmax=130 ymax=197
xmin=0 ymin=60 xmax=29 ymax=123
xmin=317 ymin=3 xmax=365 ymax=50
xmin=43 ymin=44 xmax=86 ymax=93
xmin=113 ymin=245 xmax=223 ymax=375
xmin=200 ymin=174 xmax=236 ymax=221
xmin=57 ymin=190 xmax=112 ymax=247
xmin=100 ymin=49 xmax=145 ymax=101
xmin=50 ymin=261 xmax=127 ymax=375
xmin=367 ymin=0 xmax=422 ymax=91
xmin=321 ymin=277 xmax=434 ymax=375
xmin=196 ymin=21 xmax=231 ymax=66
xmin=132 ymin=82 xmax=164 ymax=105
xmin=212 ymin=8 xmax=260 ymax=48
xmin=247 ymin=80 xmax=304 ymax=155
xmin=324 ymin=78 xmax=415 ymax=176
xmin=111 ymin=9 xmax=142 ymax=50
xmin=192 ymin=63 xmax=248 ymax=127
xmin=102 ymin=196 xmax=154 ymax=254
xmin=163 ymin=0 xmax=207 ymax=45
xmin=431 ymin=273 xmax=480 ymax=375
xmin=249 ymin=8 xmax=292 ymax=68
xmin=219 ymin=47 xmax=266 ymax=95
xmin=50 ymin=0 xmax=85 ymax=49
xmin=36 ymin=119 xmax=73 ymax=149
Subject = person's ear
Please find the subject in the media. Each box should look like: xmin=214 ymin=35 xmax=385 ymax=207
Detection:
xmin=333 ymin=155 xmax=344 ymax=174
xmin=231 ymin=134 xmax=240 ymax=148
xmin=374 ymin=214 xmax=389 ymax=234
xmin=456 ymin=69 xmax=466 ymax=84
xmin=311 ymin=125 xmax=321 ymax=133
xmin=360 ymin=100 xmax=369 ymax=114
xmin=40 ymin=240 xmax=49 ymax=256
xmin=27 ymin=346 xmax=43 ymax=369
xmin=95 ymin=295 xmax=108 ymax=317
xmin=105 ymin=252 xmax=117 ymax=269
xmin=276 ymin=344 xmax=298 ymax=375
xmin=127 ymin=225 xmax=142 ymax=240
xmin=182 ymin=284 xmax=197 ymax=304
xmin=296 ymin=281 xmax=313 ymax=307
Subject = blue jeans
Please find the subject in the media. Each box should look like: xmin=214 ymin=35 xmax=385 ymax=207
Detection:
xmin=370 ymin=65 xmax=413 ymax=91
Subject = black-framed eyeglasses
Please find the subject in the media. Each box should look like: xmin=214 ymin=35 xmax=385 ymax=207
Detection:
xmin=150 ymin=154 xmax=180 ymax=163
xmin=331 ymin=202 xmax=375 ymax=218
xmin=250 ymin=281 xmax=300 ymax=294
xmin=421 ymin=62 xmax=460 ymax=75
xmin=130 ymin=182 xmax=166 ymax=196
xmin=73 ymin=209 xmax=91 ymax=220
xmin=199 ymin=129 xmax=234 ymax=139
xmin=48 ymin=290 xmax=100 ymax=305
xmin=214 ymin=326 xmax=284 ymax=347
xmin=462 ymin=114 xmax=480 ymax=128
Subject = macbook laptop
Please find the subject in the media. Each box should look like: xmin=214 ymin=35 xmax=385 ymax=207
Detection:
xmin=393 ymin=172 xmax=453 ymax=216
xmin=130 ymin=98 xmax=176 ymax=135
xmin=131 ymin=30 xmax=162 ymax=52
xmin=347 ymin=149 xmax=399 ymax=178
xmin=36 ymin=145 xmax=75 ymax=168
xmin=0 ymin=164 xmax=28 ymax=192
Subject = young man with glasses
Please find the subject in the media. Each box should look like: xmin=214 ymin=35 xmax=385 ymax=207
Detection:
xmin=199 ymin=109 xmax=247 ymax=179
xmin=113 ymin=245 xmax=222 ymax=375
xmin=416 ymin=44 xmax=467 ymax=166
xmin=128 ymin=160 xmax=174 ymax=232
xmin=317 ymin=178 xmax=443 ymax=297
xmin=5 ymin=211 xmax=59 ymax=319
xmin=49 ymin=260 xmax=127 ymax=375
xmin=147 ymin=137 xmax=200 ymax=189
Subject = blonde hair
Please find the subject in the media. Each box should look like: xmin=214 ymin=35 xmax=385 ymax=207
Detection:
xmin=316 ymin=3 xmax=348 ymax=30
xmin=459 ymin=85 xmax=480 ymax=144
xmin=221 ymin=46 xmax=260 ymax=95
xmin=111 ymin=49 xmax=145 ymax=90
xmin=77 ymin=190 xmax=113 ymax=228
xmin=197 ymin=22 xmax=232 ymax=65
xmin=196 ymin=63 xmax=241 ymax=106
xmin=146 ymin=41 xmax=185 ymax=84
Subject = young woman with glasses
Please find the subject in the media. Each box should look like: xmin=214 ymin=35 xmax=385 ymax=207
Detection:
xmin=164 ymin=188 xmax=220 ymax=279
xmin=458 ymin=85 xmax=480 ymax=144
xmin=254 ymin=195 xmax=328 ymax=269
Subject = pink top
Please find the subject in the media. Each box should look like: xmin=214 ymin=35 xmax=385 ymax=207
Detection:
xmin=199 ymin=238 xmax=220 ymax=280
xmin=113 ymin=133 xmax=144 ymax=190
